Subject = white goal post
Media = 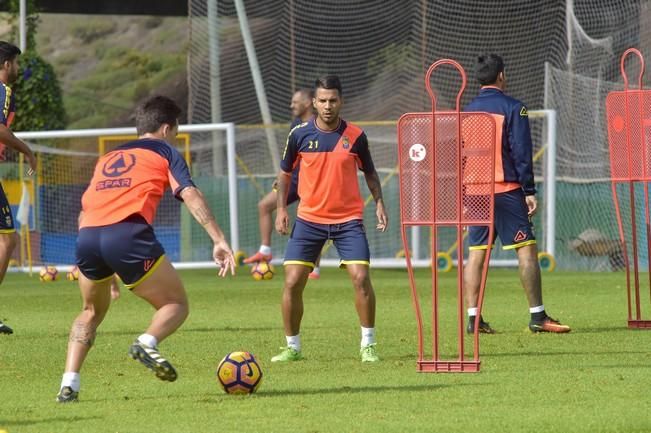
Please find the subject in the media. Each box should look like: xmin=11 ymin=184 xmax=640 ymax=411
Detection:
xmin=13 ymin=123 xmax=236 ymax=272
xmin=12 ymin=109 xmax=555 ymax=273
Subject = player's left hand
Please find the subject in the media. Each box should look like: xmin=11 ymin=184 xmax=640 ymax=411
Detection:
xmin=276 ymin=207 xmax=290 ymax=235
xmin=525 ymin=194 xmax=538 ymax=216
xmin=376 ymin=199 xmax=388 ymax=232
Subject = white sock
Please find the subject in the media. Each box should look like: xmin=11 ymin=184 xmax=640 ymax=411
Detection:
xmin=467 ymin=307 xmax=478 ymax=317
xmin=259 ymin=245 xmax=272 ymax=255
xmin=286 ymin=334 xmax=301 ymax=352
xmin=361 ymin=326 xmax=376 ymax=347
xmin=61 ymin=372 xmax=80 ymax=392
xmin=529 ymin=305 xmax=545 ymax=314
xmin=311 ymin=266 xmax=320 ymax=275
xmin=138 ymin=333 xmax=158 ymax=348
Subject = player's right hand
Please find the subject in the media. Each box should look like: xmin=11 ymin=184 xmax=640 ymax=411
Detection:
xmin=213 ymin=240 xmax=236 ymax=277
xmin=276 ymin=208 xmax=290 ymax=235
xmin=376 ymin=199 xmax=388 ymax=232
xmin=525 ymin=195 xmax=538 ymax=216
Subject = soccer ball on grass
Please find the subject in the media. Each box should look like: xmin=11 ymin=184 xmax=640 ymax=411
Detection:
xmin=216 ymin=351 xmax=263 ymax=394
xmin=251 ymin=261 xmax=274 ymax=280
xmin=39 ymin=265 xmax=59 ymax=282
xmin=66 ymin=266 xmax=80 ymax=281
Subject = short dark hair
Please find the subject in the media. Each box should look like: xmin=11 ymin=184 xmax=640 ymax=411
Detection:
xmin=314 ymin=75 xmax=342 ymax=96
xmin=135 ymin=95 xmax=181 ymax=135
xmin=0 ymin=41 xmax=21 ymax=65
xmin=476 ymin=54 xmax=504 ymax=85
xmin=295 ymin=88 xmax=314 ymax=99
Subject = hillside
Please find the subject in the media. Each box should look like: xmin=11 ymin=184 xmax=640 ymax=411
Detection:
xmin=0 ymin=13 xmax=188 ymax=129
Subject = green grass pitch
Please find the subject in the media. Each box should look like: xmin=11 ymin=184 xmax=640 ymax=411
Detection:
xmin=0 ymin=267 xmax=650 ymax=433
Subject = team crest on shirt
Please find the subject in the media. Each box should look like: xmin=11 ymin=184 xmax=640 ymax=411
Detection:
xmin=102 ymin=152 xmax=136 ymax=177
xmin=96 ymin=151 xmax=136 ymax=190
xmin=342 ymin=136 xmax=350 ymax=149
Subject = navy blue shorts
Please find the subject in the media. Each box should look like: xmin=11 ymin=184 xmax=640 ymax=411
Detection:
xmin=273 ymin=169 xmax=300 ymax=205
xmin=284 ymin=217 xmax=370 ymax=269
xmin=0 ymin=183 xmax=15 ymax=233
xmin=76 ymin=215 xmax=165 ymax=288
xmin=468 ymin=189 xmax=536 ymax=250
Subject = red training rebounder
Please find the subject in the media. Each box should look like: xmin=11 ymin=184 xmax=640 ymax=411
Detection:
xmin=606 ymin=48 xmax=651 ymax=329
xmin=397 ymin=59 xmax=497 ymax=372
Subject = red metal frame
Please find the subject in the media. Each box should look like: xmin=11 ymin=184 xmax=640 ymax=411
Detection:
xmin=397 ymin=59 xmax=497 ymax=372
xmin=606 ymin=48 xmax=651 ymax=329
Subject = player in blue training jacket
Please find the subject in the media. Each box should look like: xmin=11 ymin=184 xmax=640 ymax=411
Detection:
xmin=464 ymin=54 xmax=570 ymax=334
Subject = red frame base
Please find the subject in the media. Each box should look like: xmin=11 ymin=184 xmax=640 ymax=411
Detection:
xmin=417 ymin=360 xmax=480 ymax=373
xmin=628 ymin=320 xmax=651 ymax=329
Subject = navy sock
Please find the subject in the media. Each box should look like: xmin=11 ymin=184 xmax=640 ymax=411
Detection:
xmin=531 ymin=311 xmax=547 ymax=322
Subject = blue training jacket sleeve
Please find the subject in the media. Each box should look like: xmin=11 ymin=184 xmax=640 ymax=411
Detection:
xmin=507 ymin=103 xmax=536 ymax=195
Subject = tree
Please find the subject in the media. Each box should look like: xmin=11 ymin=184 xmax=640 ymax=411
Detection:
xmin=8 ymin=0 xmax=67 ymax=131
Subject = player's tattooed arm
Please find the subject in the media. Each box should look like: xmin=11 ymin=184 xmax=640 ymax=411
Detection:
xmin=180 ymin=186 xmax=230 ymax=244
xmin=275 ymin=172 xmax=291 ymax=210
xmin=275 ymin=172 xmax=291 ymax=235
xmin=364 ymin=170 xmax=384 ymax=203
xmin=189 ymin=201 xmax=213 ymax=226
xmin=69 ymin=320 xmax=96 ymax=347
xmin=180 ymin=186 xmax=235 ymax=275
xmin=181 ymin=187 xmax=216 ymax=226
xmin=364 ymin=171 xmax=388 ymax=232
xmin=0 ymin=124 xmax=36 ymax=173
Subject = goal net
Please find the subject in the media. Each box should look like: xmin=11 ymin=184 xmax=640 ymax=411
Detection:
xmin=187 ymin=0 xmax=644 ymax=270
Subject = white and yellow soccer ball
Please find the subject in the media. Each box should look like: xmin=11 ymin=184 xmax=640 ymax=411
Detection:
xmin=66 ymin=266 xmax=80 ymax=281
xmin=216 ymin=351 xmax=263 ymax=395
xmin=39 ymin=265 xmax=59 ymax=282
xmin=250 ymin=261 xmax=274 ymax=281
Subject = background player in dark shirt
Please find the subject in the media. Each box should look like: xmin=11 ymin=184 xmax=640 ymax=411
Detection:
xmin=464 ymin=54 xmax=570 ymax=334
xmin=0 ymin=41 xmax=37 ymax=335
xmin=244 ymin=89 xmax=322 ymax=278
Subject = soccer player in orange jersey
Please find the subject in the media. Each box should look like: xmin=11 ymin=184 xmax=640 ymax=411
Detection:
xmin=0 ymin=41 xmax=37 ymax=335
xmin=243 ymin=89 xmax=322 ymax=279
xmin=56 ymin=96 xmax=235 ymax=403
xmin=272 ymin=75 xmax=387 ymax=363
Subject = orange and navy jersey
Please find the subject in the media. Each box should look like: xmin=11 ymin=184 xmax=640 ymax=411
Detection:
xmin=288 ymin=116 xmax=308 ymax=177
xmin=79 ymin=139 xmax=195 ymax=228
xmin=281 ymin=117 xmax=375 ymax=224
xmin=0 ymin=82 xmax=15 ymax=127
xmin=464 ymin=86 xmax=535 ymax=195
